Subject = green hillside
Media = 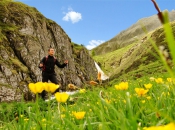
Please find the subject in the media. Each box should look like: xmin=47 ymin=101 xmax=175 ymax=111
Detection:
xmin=93 ymin=21 xmax=175 ymax=82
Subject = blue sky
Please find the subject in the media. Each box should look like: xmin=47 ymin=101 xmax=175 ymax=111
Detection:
xmin=16 ymin=0 xmax=175 ymax=50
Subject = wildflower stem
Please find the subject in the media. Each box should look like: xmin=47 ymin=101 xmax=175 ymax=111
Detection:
xmin=47 ymin=93 xmax=51 ymax=121
xmin=36 ymin=93 xmax=39 ymax=114
xmin=126 ymin=92 xmax=133 ymax=117
xmin=58 ymin=102 xmax=60 ymax=115
xmin=126 ymin=92 xmax=137 ymax=129
xmin=163 ymin=11 xmax=175 ymax=70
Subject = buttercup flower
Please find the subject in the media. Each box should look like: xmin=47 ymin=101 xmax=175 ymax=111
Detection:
xmin=146 ymin=96 xmax=151 ymax=100
xmin=28 ymin=82 xmax=44 ymax=94
xmin=123 ymin=100 xmax=126 ymax=104
xmin=105 ymin=98 xmax=111 ymax=104
xmin=55 ymin=92 xmax=69 ymax=103
xmin=115 ymin=85 xmax=120 ymax=90
xmin=145 ymin=122 xmax=175 ymax=130
xmin=79 ymin=89 xmax=86 ymax=93
xmin=141 ymin=100 xmax=145 ymax=103
xmin=155 ymin=78 xmax=164 ymax=84
xmin=119 ymin=82 xmax=128 ymax=90
xmin=135 ymin=88 xmax=149 ymax=97
xmin=24 ymin=118 xmax=29 ymax=121
xmin=167 ymin=78 xmax=172 ymax=83
xmin=42 ymin=118 xmax=46 ymax=122
xmin=73 ymin=111 xmax=86 ymax=120
xmin=144 ymin=83 xmax=152 ymax=89
xmin=167 ymin=92 xmax=170 ymax=96
xmin=61 ymin=114 xmax=65 ymax=118
xmin=115 ymin=82 xmax=128 ymax=90
xmin=44 ymin=83 xmax=59 ymax=93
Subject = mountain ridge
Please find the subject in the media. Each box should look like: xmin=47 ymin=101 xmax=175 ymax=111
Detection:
xmin=92 ymin=10 xmax=175 ymax=56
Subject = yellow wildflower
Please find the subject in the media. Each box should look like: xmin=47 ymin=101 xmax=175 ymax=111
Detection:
xmin=146 ymin=96 xmax=151 ymax=100
xmin=141 ymin=100 xmax=145 ymax=104
xmin=24 ymin=118 xmax=29 ymax=121
xmin=135 ymin=88 xmax=148 ymax=97
xmin=73 ymin=111 xmax=86 ymax=120
xmin=55 ymin=92 xmax=69 ymax=103
xmin=144 ymin=84 xmax=152 ymax=89
xmin=119 ymin=82 xmax=128 ymax=90
xmin=28 ymin=82 xmax=44 ymax=94
xmin=44 ymin=83 xmax=59 ymax=93
xmin=145 ymin=122 xmax=175 ymax=130
xmin=31 ymin=127 xmax=36 ymax=130
xmin=155 ymin=78 xmax=163 ymax=84
xmin=61 ymin=114 xmax=65 ymax=118
xmin=167 ymin=78 xmax=172 ymax=83
xmin=115 ymin=85 xmax=120 ymax=90
xmin=168 ymin=92 xmax=170 ymax=96
xmin=79 ymin=89 xmax=86 ymax=93
xmin=105 ymin=98 xmax=111 ymax=104
xmin=42 ymin=118 xmax=46 ymax=122
xmin=123 ymin=100 xmax=126 ymax=104
xmin=115 ymin=82 xmax=128 ymax=90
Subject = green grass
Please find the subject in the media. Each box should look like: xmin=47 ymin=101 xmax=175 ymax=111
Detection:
xmin=0 ymin=75 xmax=175 ymax=130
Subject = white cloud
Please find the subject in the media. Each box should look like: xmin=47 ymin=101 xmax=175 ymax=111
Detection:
xmin=62 ymin=7 xmax=82 ymax=24
xmin=86 ymin=40 xmax=105 ymax=50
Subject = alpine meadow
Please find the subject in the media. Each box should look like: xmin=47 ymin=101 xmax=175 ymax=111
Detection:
xmin=0 ymin=0 xmax=175 ymax=130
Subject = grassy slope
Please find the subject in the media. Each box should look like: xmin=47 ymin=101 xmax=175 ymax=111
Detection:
xmin=93 ymin=21 xmax=175 ymax=82
xmin=92 ymin=11 xmax=175 ymax=56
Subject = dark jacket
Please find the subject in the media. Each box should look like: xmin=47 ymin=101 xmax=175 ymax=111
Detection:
xmin=39 ymin=55 xmax=67 ymax=74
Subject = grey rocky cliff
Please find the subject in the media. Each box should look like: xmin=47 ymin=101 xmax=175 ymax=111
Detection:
xmin=0 ymin=1 xmax=97 ymax=102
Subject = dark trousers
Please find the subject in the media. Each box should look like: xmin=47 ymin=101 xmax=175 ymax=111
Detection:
xmin=41 ymin=72 xmax=60 ymax=99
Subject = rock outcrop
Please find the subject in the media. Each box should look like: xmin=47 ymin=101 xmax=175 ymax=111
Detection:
xmin=0 ymin=0 xmax=97 ymax=102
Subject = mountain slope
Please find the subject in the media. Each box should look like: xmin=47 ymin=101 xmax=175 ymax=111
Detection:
xmin=92 ymin=10 xmax=175 ymax=56
xmin=93 ymin=21 xmax=175 ymax=80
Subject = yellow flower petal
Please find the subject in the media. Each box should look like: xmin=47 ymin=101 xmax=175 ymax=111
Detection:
xmin=29 ymin=83 xmax=37 ymax=94
xmin=55 ymin=92 xmax=69 ymax=103
xmin=73 ymin=111 xmax=86 ymax=120
xmin=144 ymin=84 xmax=152 ymax=89
xmin=29 ymin=82 xmax=45 ymax=94
xmin=135 ymin=88 xmax=148 ymax=96
xmin=45 ymin=83 xmax=59 ymax=93
xmin=35 ymin=82 xmax=44 ymax=93
xmin=155 ymin=78 xmax=163 ymax=84
xmin=79 ymin=89 xmax=86 ymax=93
